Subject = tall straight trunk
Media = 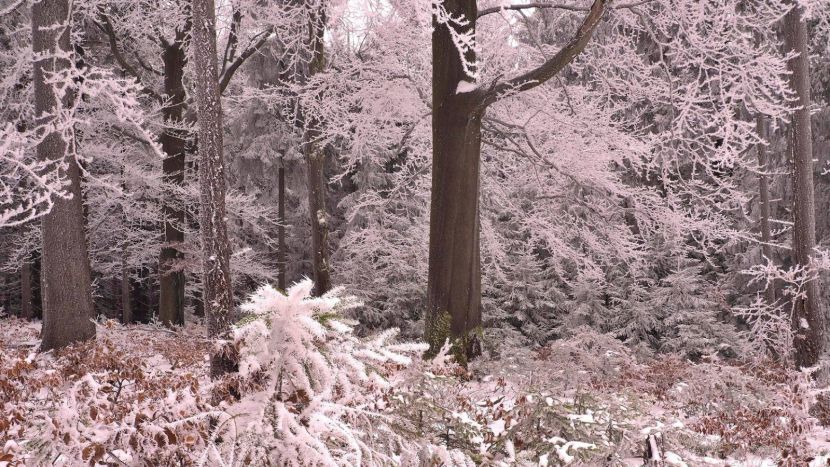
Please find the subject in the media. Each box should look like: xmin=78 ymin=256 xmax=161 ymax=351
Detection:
xmin=304 ymin=130 xmax=331 ymax=296
xmin=33 ymin=0 xmax=95 ymax=350
xmin=121 ymin=255 xmax=132 ymax=324
xmin=784 ymin=1 xmax=824 ymax=369
xmin=303 ymin=1 xmax=331 ymax=297
xmin=21 ymin=257 xmax=32 ymax=320
xmin=192 ymin=0 xmax=235 ymax=378
xmin=756 ymin=115 xmax=776 ymax=306
xmin=1 ymin=275 xmax=7 ymax=315
xmin=426 ymin=0 xmax=606 ymax=363
xmin=158 ymin=41 xmax=188 ymax=327
xmin=278 ymin=165 xmax=287 ymax=291
xmin=426 ymin=0 xmax=483 ymax=362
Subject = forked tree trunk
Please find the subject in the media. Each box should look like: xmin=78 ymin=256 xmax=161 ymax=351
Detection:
xmin=303 ymin=1 xmax=332 ymax=297
xmin=33 ymin=0 xmax=96 ymax=350
xmin=426 ymin=0 xmax=484 ymax=360
xmin=192 ymin=0 xmax=236 ymax=378
xmin=158 ymin=40 xmax=188 ymax=327
xmin=783 ymin=1 xmax=824 ymax=369
xmin=426 ymin=0 xmax=606 ymax=363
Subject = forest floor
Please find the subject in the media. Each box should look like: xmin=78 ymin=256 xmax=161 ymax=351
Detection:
xmin=1 ymin=317 xmax=829 ymax=466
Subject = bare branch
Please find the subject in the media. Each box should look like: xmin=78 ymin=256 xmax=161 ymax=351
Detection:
xmin=477 ymin=0 xmax=652 ymax=18
xmin=97 ymin=15 xmax=164 ymax=103
xmin=221 ymin=10 xmax=242 ymax=76
xmin=482 ymin=0 xmax=608 ymax=107
xmin=218 ymin=30 xmax=272 ymax=94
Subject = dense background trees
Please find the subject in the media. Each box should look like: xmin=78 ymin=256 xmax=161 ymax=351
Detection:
xmin=5 ymin=0 xmax=830 ymax=464
xmin=2 ymin=0 xmax=830 ymax=368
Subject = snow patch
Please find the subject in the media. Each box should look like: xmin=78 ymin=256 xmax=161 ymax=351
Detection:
xmin=456 ymin=80 xmax=478 ymax=94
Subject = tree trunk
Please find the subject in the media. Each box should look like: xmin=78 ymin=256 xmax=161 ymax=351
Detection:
xmin=278 ymin=165 xmax=287 ymax=291
xmin=426 ymin=0 xmax=483 ymax=363
xmin=425 ymin=0 xmax=606 ymax=363
xmin=192 ymin=0 xmax=236 ymax=378
xmin=303 ymin=1 xmax=332 ymax=297
xmin=304 ymin=132 xmax=331 ymax=297
xmin=756 ymin=115 xmax=776 ymax=307
xmin=784 ymin=1 xmax=824 ymax=369
xmin=158 ymin=41 xmax=188 ymax=327
xmin=33 ymin=0 xmax=96 ymax=350
xmin=122 ymin=255 xmax=132 ymax=324
xmin=21 ymin=257 xmax=32 ymax=320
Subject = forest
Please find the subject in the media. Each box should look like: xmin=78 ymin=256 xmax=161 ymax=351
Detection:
xmin=2 ymin=0 xmax=830 ymax=465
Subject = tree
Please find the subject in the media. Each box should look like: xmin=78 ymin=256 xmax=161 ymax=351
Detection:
xmin=93 ymin=0 xmax=273 ymax=326
xmin=425 ymin=0 xmax=608 ymax=360
xmin=94 ymin=2 xmax=193 ymax=327
xmin=20 ymin=255 xmax=32 ymax=320
xmin=191 ymin=0 xmax=235 ymax=377
xmin=156 ymin=21 xmax=190 ymax=327
xmin=302 ymin=0 xmax=332 ymax=297
xmin=278 ymin=165 xmax=287 ymax=291
xmin=32 ymin=0 xmax=95 ymax=350
xmin=783 ymin=0 xmax=824 ymax=369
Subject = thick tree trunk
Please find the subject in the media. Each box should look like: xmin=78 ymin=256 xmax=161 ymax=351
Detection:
xmin=425 ymin=0 xmax=605 ymax=363
xmin=303 ymin=1 xmax=331 ymax=297
xmin=21 ymin=258 xmax=32 ymax=320
xmin=158 ymin=41 xmax=188 ymax=327
xmin=192 ymin=0 xmax=236 ymax=378
xmin=278 ymin=165 xmax=287 ymax=291
xmin=425 ymin=0 xmax=483 ymax=363
xmin=426 ymin=95 xmax=484 ymax=362
xmin=783 ymin=2 xmax=824 ymax=369
xmin=33 ymin=0 xmax=96 ymax=350
xmin=756 ymin=115 xmax=775 ymax=306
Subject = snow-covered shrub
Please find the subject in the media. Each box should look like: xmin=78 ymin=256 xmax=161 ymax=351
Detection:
xmin=204 ymin=280 xmax=430 ymax=466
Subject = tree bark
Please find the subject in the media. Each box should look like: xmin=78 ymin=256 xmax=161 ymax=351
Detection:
xmin=303 ymin=1 xmax=332 ymax=297
xmin=33 ymin=0 xmax=96 ymax=350
xmin=304 ymin=131 xmax=331 ymax=297
xmin=158 ymin=40 xmax=188 ymax=327
xmin=121 ymin=255 xmax=132 ymax=324
xmin=192 ymin=0 xmax=236 ymax=378
xmin=425 ymin=0 xmax=606 ymax=363
xmin=21 ymin=257 xmax=32 ymax=320
xmin=783 ymin=1 xmax=824 ymax=369
xmin=278 ymin=165 xmax=287 ymax=291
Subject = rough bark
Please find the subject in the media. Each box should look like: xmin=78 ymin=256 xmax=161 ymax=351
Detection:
xmin=278 ymin=165 xmax=287 ymax=291
xmin=192 ymin=0 xmax=236 ymax=378
xmin=425 ymin=0 xmax=606 ymax=363
xmin=783 ymin=1 xmax=824 ymax=369
xmin=304 ymin=132 xmax=331 ymax=297
xmin=158 ymin=40 xmax=188 ymax=327
xmin=21 ymin=258 xmax=32 ymax=320
xmin=303 ymin=1 xmax=332 ymax=297
xmin=33 ymin=0 xmax=96 ymax=350
xmin=121 ymin=255 xmax=132 ymax=324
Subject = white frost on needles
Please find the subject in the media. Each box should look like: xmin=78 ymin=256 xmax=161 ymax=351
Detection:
xmin=207 ymin=280 xmax=428 ymax=466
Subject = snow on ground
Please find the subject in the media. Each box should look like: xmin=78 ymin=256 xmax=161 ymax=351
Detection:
xmin=0 ymin=317 xmax=829 ymax=466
